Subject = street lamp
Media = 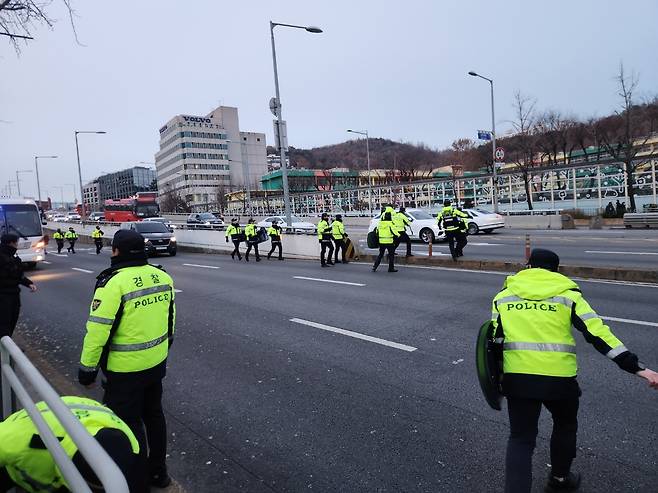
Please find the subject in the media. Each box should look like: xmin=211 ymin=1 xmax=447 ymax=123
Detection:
xmin=75 ymin=130 xmax=106 ymax=218
xmin=347 ymin=129 xmax=373 ymax=215
xmin=15 ymin=169 xmax=33 ymax=196
xmin=34 ymin=155 xmax=58 ymax=204
xmin=270 ymin=20 xmax=323 ymax=226
xmin=468 ymin=70 xmax=499 ymax=212
xmin=52 ymin=186 xmax=65 ymax=207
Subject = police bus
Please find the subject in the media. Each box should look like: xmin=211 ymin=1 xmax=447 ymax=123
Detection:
xmin=0 ymin=198 xmax=47 ymax=268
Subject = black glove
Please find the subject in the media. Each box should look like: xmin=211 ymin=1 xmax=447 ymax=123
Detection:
xmin=226 ymin=237 xmax=229 ymax=243
xmin=78 ymin=367 xmax=98 ymax=386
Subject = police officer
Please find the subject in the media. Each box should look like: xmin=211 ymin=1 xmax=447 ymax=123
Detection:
xmin=225 ymin=217 xmax=243 ymax=261
xmin=436 ymin=199 xmax=468 ymax=260
xmin=0 ymin=396 xmax=141 ymax=493
xmin=0 ymin=234 xmax=37 ymax=340
xmin=372 ymin=211 xmax=400 ymax=272
xmin=490 ymin=249 xmax=658 ymax=493
xmin=393 ymin=206 xmax=413 ymax=257
xmin=78 ymin=229 xmax=176 ymax=489
xmin=331 ymin=214 xmax=348 ymax=264
xmin=91 ymin=225 xmax=105 ymax=254
xmin=317 ymin=213 xmax=334 ymax=267
xmin=64 ymin=227 xmax=78 ymax=254
xmin=267 ymin=221 xmax=284 ymax=260
xmin=244 ymin=218 xmax=261 ymax=262
xmin=53 ymin=228 xmax=65 ymax=254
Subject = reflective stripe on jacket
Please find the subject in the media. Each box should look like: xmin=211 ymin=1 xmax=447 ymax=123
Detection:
xmin=244 ymin=224 xmax=257 ymax=239
xmin=377 ymin=220 xmax=399 ymax=245
xmin=225 ymin=224 xmax=242 ymax=239
xmin=436 ymin=206 xmax=468 ymax=231
xmin=317 ymin=220 xmax=331 ymax=241
xmin=64 ymin=231 xmax=78 ymax=240
xmin=392 ymin=212 xmax=411 ymax=232
xmin=267 ymin=226 xmax=282 ymax=241
xmin=331 ymin=221 xmax=345 ymax=240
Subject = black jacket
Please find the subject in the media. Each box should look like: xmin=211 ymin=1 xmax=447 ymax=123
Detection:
xmin=0 ymin=245 xmax=33 ymax=295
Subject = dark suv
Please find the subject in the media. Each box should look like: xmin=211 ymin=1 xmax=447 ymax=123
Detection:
xmin=186 ymin=212 xmax=224 ymax=229
xmin=121 ymin=221 xmax=177 ymax=256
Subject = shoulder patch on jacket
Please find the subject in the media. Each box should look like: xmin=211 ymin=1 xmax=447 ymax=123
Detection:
xmin=95 ymin=268 xmax=119 ymax=289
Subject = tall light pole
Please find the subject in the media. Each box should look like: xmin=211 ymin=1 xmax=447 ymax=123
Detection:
xmin=347 ymin=129 xmax=373 ymax=215
xmin=34 ymin=155 xmax=58 ymax=205
xmin=15 ymin=169 xmax=33 ymax=197
xmin=270 ymin=21 xmax=323 ymax=226
xmin=52 ymin=186 xmax=64 ymax=207
xmin=75 ymin=130 xmax=106 ymax=218
xmin=468 ymin=71 xmax=499 ymax=212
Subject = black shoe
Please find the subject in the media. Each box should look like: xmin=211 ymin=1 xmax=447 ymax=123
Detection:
xmin=452 ymin=255 xmax=458 ymax=261
xmin=231 ymin=253 xmax=235 ymax=259
xmin=150 ymin=473 xmax=172 ymax=489
xmin=321 ymin=264 xmax=329 ymax=268
xmin=245 ymin=257 xmax=249 ymax=262
xmin=372 ymin=267 xmax=377 ymax=272
xmin=238 ymin=256 xmax=243 ymax=261
xmin=388 ymin=269 xmax=398 ymax=272
xmin=545 ymin=472 xmax=581 ymax=492
xmin=256 ymin=257 xmax=261 ymax=262
xmin=267 ymin=255 xmax=271 ymax=260
xmin=406 ymin=254 xmax=414 ymax=257
xmin=278 ymin=257 xmax=284 ymax=261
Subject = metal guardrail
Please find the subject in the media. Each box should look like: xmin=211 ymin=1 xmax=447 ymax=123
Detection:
xmin=623 ymin=212 xmax=658 ymax=228
xmin=500 ymin=209 xmax=564 ymax=216
xmin=0 ymin=336 xmax=129 ymax=493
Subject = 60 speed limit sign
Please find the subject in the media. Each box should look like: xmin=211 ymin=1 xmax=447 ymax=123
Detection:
xmin=494 ymin=147 xmax=505 ymax=162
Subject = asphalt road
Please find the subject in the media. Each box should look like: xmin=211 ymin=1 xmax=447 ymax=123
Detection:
xmin=14 ymin=246 xmax=658 ymax=492
xmin=354 ymin=228 xmax=658 ymax=269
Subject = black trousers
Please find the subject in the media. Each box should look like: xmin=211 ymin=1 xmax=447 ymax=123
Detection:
xmin=0 ymin=294 xmax=20 ymax=339
xmin=56 ymin=239 xmax=64 ymax=253
xmin=394 ymin=231 xmax=412 ymax=256
xmin=320 ymin=240 xmax=334 ymax=265
xmin=0 ymin=467 xmax=14 ymax=492
xmin=505 ymin=396 xmax=579 ymax=493
xmin=445 ymin=230 xmax=468 ymax=258
xmin=94 ymin=238 xmax=103 ymax=254
xmin=268 ymin=241 xmax=282 ymax=259
xmin=333 ymin=239 xmax=346 ymax=262
xmin=231 ymin=240 xmax=242 ymax=259
xmin=67 ymin=240 xmax=76 ymax=253
xmin=103 ymin=375 xmax=168 ymax=486
xmin=246 ymin=241 xmax=260 ymax=260
xmin=373 ymin=244 xmax=396 ymax=271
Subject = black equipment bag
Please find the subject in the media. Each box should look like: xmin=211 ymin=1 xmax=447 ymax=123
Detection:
xmin=367 ymin=229 xmax=379 ymax=249
xmin=475 ymin=320 xmax=503 ymax=411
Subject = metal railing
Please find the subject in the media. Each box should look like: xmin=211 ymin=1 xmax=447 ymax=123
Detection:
xmin=0 ymin=336 xmax=129 ymax=493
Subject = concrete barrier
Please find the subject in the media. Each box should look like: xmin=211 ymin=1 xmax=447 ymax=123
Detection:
xmin=504 ymin=215 xmax=563 ymax=229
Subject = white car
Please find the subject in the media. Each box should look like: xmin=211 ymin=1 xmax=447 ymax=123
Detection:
xmin=368 ymin=208 xmax=445 ymax=243
xmin=257 ymin=215 xmax=316 ymax=234
xmin=65 ymin=212 xmax=81 ymax=222
xmin=51 ymin=214 xmax=67 ymax=222
xmin=142 ymin=217 xmax=177 ymax=230
xmin=463 ymin=208 xmax=505 ymax=235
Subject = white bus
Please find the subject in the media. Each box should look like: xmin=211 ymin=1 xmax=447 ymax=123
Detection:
xmin=0 ymin=198 xmax=46 ymax=268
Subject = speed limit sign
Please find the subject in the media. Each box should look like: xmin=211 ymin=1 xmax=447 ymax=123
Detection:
xmin=495 ymin=147 xmax=505 ymax=162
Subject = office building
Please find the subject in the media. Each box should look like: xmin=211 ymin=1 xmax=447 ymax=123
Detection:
xmin=154 ymin=106 xmax=267 ymax=208
xmin=83 ymin=166 xmax=157 ymax=210
xmin=82 ymin=180 xmax=101 ymax=211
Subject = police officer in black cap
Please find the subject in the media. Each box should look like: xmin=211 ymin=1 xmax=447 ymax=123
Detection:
xmin=0 ymin=233 xmax=37 ymax=339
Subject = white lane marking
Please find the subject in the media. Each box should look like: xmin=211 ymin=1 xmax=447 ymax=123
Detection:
xmin=174 ymin=289 xmax=183 ymax=293
xmin=290 ymin=318 xmax=417 ymax=352
xmin=601 ymin=316 xmax=658 ymax=327
xmin=469 ymin=242 xmax=502 ymax=246
xmin=71 ymin=268 xmax=93 ymax=274
xmin=42 ymin=261 xmax=52 ymax=265
xmin=585 ymin=250 xmax=658 ymax=256
xmin=293 ymin=276 xmax=365 ymax=287
xmin=51 ymin=253 xmax=67 ymax=257
xmin=182 ymin=263 xmax=220 ymax=270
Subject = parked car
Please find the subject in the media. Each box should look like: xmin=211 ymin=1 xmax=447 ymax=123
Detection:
xmin=462 ymin=208 xmax=505 ymax=235
xmin=121 ymin=221 xmax=177 ymax=256
xmin=368 ymin=208 xmax=445 ymax=243
xmin=51 ymin=213 xmax=67 ymax=222
xmin=88 ymin=211 xmax=105 ymax=222
xmin=64 ymin=212 xmax=81 ymax=222
xmin=256 ymin=215 xmax=316 ymax=234
xmin=186 ymin=212 xmax=224 ymax=229
xmin=142 ymin=217 xmax=176 ymax=231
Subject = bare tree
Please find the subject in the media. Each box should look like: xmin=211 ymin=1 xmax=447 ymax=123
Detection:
xmin=0 ymin=0 xmax=78 ymax=52
xmin=595 ymin=64 xmax=657 ymax=212
xmin=535 ymin=111 xmax=579 ymax=166
xmin=214 ymin=183 xmax=228 ymax=214
xmin=159 ymin=185 xmax=190 ymax=214
xmin=510 ymin=91 xmax=539 ymax=209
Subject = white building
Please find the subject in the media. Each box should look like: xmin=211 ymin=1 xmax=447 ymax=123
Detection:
xmin=155 ymin=106 xmax=267 ymax=208
xmin=82 ymin=180 xmax=101 ymax=211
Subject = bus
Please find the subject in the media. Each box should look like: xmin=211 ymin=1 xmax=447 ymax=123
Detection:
xmin=0 ymin=198 xmax=46 ymax=268
xmin=104 ymin=192 xmax=160 ymax=222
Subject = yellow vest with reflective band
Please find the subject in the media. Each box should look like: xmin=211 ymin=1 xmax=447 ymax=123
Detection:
xmin=436 ymin=206 xmax=468 ymax=231
xmin=225 ymin=224 xmax=242 ymax=239
xmin=267 ymin=226 xmax=281 ymax=240
xmin=392 ymin=212 xmax=410 ymax=232
xmin=91 ymin=229 xmax=103 ymax=239
xmin=331 ymin=221 xmax=345 ymax=240
xmin=245 ymin=223 xmax=257 ymax=239
xmin=491 ymin=268 xmax=626 ymax=378
xmin=80 ymin=264 xmax=175 ymax=373
xmin=317 ymin=220 xmax=331 ymax=240
xmin=377 ymin=220 xmax=398 ymax=244
xmin=0 ymin=396 xmax=139 ymax=493
xmin=380 ymin=206 xmax=395 ymax=220
xmin=64 ymin=231 xmax=78 ymax=240
xmin=52 ymin=232 xmax=64 ymax=240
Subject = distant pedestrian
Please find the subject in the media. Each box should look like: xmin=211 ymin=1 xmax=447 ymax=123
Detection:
xmin=225 ymin=217 xmax=243 ymax=261
xmin=372 ymin=211 xmax=399 ymax=272
xmin=65 ymin=227 xmax=78 ymax=253
xmin=393 ymin=206 xmax=413 ymax=257
xmin=91 ymin=225 xmax=105 ymax=254
xmin=615 ymin=200 xmax=622 ymax=217
xmin=331 ymin=215 xmax=348 ymax=264
xmin=604 ymin=201 xmax=615 ymax=217
xmin=244 ymin=218 xmax=261 ymax=262
xmin=317 ymin=213 xmax=334 ymax=267
xmin=0 ymin=234 xmax=37 ymax=339
xmin=267 ymin=221 xmax=284 ymax=260
xmin=52 ymin=228 xmax=65 ymax=253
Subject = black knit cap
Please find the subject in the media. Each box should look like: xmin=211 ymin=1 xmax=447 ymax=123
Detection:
xmin=1 ymin=233 xmax=19 ymax=245
xmin=528 ymin=248 xmax=560 ymax=272
xmin=111 ymin=229 xmax=145 ymax=254
xmin=72 ymin=428 xmax=136 ymax=490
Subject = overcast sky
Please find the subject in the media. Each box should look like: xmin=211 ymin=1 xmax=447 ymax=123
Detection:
xmin=1 ymin=0 xmax=657 ymax=202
